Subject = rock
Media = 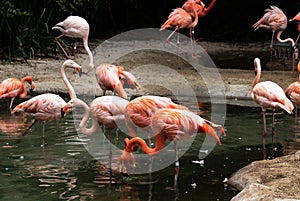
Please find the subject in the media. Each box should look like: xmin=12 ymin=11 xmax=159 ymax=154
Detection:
xmin=228 ymin=151 xmax=300 ymax=201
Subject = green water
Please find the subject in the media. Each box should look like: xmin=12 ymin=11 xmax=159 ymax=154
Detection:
xmin=0 ymin=98 xmax=299 ymax=201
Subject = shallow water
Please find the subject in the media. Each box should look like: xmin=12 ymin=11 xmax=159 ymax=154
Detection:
xmin=0 ymin=98 xmax=299 ymax=201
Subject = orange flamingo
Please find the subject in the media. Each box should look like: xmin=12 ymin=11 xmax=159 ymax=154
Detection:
xmin=52 ymin=16 xmax=94 ymax=70
xmin=285 ymin=61 xmax=300 ymax=123
xmin=0 ymin=76 xmax=35 ymax=110
xmin=95 ymin=64 xmax=141 ymax=100
xmin=253 ymin=6 xmax=298 ymax=69
xmin=11 ymin=60 xmax=82 ymax=143
xmin=120 ymin=108 xmax=225 ymax=188
xmin=160 ymin=1 xmax=199 ymax=56
xmin=289 ymin=12 xmax=300 ymax=45
xmin=182 ymin=0 xmax=216 ymax=18
xmin=251 ymin=58 xmax=294 ymax=149
xmin=124 ymin=95 xmax=188 ymax=138
xmin=62 ymin=96 xmax=129 ymax=169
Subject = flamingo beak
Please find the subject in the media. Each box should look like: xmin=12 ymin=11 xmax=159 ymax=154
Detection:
xmin=30 ymin=82 xmax=35 ymax=92
xmin=61 ymin=108 xmax=65 ymax=118
xmin=73 ymin=67 xmax=82 ymax=77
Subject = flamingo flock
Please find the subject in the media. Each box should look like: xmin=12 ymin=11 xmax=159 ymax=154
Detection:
xmin=1 ymin=0 xmax=300 ymax=196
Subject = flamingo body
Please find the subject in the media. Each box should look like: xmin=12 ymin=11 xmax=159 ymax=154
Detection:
xmin=161 ymin=8 xmax=195 ymax=30
xmin=124 ymin=95 xmax=188 ymax=137
xmin=0 ymin=76 xmax=35 ymax=110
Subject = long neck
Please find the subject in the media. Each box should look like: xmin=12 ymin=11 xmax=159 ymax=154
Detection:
xmin=276 ymin=30 xmax=295 ymax=47
xmin=190 ymin=5 xmax=199 ymax=28
xmin=61 ymin=65 xmax=76 ymax=100
xmin=76 ymin=99 xmax=100 ymax=135
xmin=19 ymin=77 xmax=28 ymax=98
xmin=125 ymin=135 xmax=166 ymax=155
xmin=203 ymin=0 xmax=216 ymax=15
xmin=251 ymin=66 xmax=261 ymax=92
xmin=83 ymin=38 xmax=94 ymax=71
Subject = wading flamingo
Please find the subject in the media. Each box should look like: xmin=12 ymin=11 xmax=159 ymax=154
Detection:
xmin=253 ymin=6 xmax=298 ymax=69
xmin=0 ymin=76 xmax=35 ymax=110
xmin=52 ymin=16 xmax=94 ymax=71
xmin=290 ymin=12 xmax=300 ymax=45
xmin=251 ymin=58 xmax=294 ymax=149
xmin=95 ymin=64 xmax=141 ymax=100
xmin=11 ymin=60 xmax=82 ymax=144
xmin=160 ymin=1 xmax=199 ymax=56
xmin=62 ymin=96 xmax=129 ymax=170
xmin=120 ymin=108 xmax=225 ymax=189
xmin=285 ymin=61 xmax=300 ymax=123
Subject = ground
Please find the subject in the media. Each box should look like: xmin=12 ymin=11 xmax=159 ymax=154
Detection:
xmin=0 ymin=41 xmax=299 ymax=200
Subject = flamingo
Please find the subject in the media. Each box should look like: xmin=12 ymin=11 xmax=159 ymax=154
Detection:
xmin=119 ymin=108 xmax=225 ymax=189
xmin=52 ymin=16 xmax=94 ymax=71
xmin=95 ymin=64 xmax=141 ymax=100
xmin=253 ymin=5 xmax=298 ymax=69
xmin=61 ymin=96 xmax=129 ymax=170
xmin=11 ymin=60 xmax=82 ymax=144
xmin=160 ymin=1 xmax=199 ymax=56
xmin=0 ymin=76 xmax=35 ymax=110
xmin=285 ymin=61 xmax=300 ymax=123
xmin=251 ymin=58 xmax=294 ymax=149
xmin=182 ymin=0 xmax=216 ymax=18
xmin=289 ymin=12 xmax=300 ymax=45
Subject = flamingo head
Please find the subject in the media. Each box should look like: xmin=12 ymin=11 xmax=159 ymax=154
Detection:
xmin=119 ymin=150 xmax=136 ymax=174
xmin=63 ymin=59 xmax=82 ymax=77
xmin=61 ymin=99 xmax=76 ymax=117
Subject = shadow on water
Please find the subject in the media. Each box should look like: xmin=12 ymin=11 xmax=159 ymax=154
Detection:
xmin=0 ymin=97 xmax=299 ymax=201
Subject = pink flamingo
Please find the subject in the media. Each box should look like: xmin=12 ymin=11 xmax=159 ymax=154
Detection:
xmin=251 ymin=58 xmax=294 ymax=149
xmin=289 ymin=12 xmax=300 ymax=45
xmin=95 ymin=64 xmax=141 ymax=100
xmin=160 ymin=1 xmax=199 ymax=56
xmin=253 ymin=6 xmax=298 ymax=70
xmin=11 ymin=60 xmax=82 ymax=143
xmin=52 ymin=16 xmax=94 ymax=70
xmin=0 ymin=76 xmax=35 ymax=110
xmin=62 ymin=96 xmax=129 ymax=169
xmin=120 ymin=108 xmax=225 ymax=189
xmin=285 ymin=61 xmax=300 ymax=123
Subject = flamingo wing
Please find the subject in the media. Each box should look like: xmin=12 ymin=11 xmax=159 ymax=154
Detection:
xmin=0 ymin=78 xmax=22 ymax=98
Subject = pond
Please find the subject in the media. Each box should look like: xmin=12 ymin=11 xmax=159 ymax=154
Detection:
xmin=0 ymin=97 xmax=299 ymax=201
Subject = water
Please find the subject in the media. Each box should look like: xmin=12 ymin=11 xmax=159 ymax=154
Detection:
xmin=0 ymin=98 xmax=299 ymax=201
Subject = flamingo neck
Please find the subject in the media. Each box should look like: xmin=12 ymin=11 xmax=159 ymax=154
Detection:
xmin=251 ymin=66 xmax=261 ymax=92
xmin=19 ymin=77 xmax=29 ymax=98
xmin=61 ymin=65 xmax=76 ymax=100
xmin=83 ymin=38 xmax=94 ymax=72
xmin=125 ymin=136 xmax=166 ymax=155
xmin=203 ymin=0 xmax=216 ymax=15
xmin=276 ymin=30 xmax=295 ymax=47
xmin=75 ymin=98 xmax=100 ymax=135
xmin=190 ymin=4 xmax=199 ymax=28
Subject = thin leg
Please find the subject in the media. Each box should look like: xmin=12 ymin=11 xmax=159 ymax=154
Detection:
xmin=166 ymin=27 xmax=186 ymax=53
xmin=22 ymin=120 xmax=37 ymax=136
xmin=9 ymin=97 xmax=15 ymax=111
xmin=262 ymin=110 xmax=267 ymax=150
xmin=295 ymin=34 xmax=300 ymax=45
xmin=42 ymin=123 xmax=45 ymax=146
xmin=270 ymin=31 xmax=275 ymax=61
xmin=73 ymin=41 xmax=77 ymax=61
xmin=295 ymin=105 xmax=298 ymax=124
xmin=54 ymin=35 xmax=71 ymax=59
xmin=174 ymin=141 xmax=179 ymax=191
xmin=271 ymin=110 xmax=275 ymax=149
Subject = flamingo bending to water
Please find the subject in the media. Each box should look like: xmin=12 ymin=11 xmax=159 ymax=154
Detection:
xmin=0 ymin=76 xmax=35 ymax=110
xmin=251 ymin=58 xmax=294 ymax=149
xmin=11 ymin=60 xmax=82 ymax=143
xmin=62 ymin=96 xmax=129 ymax=169
xmin=253 ymin=6 xmax=298 ymax=69
xmin=52 ymin=16 xmax=94 ymax=71
xmin=120 ymin=108 xmax=225 ymax=188
xmin=95 ymin=64 xmax=141 ymax=100
xmin=285 ymin=61 xmax=300 ymax=123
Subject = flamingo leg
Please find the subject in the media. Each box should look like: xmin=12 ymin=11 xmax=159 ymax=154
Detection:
xmin=42 ymin=122 xmax=45 ymax=146
xmin=22 ymin=120 xmax=37 ymax=136
xmin=74 ymin=41 xmax=77 ymax=61
xmin=271 ymin=110 xmax=275 ymax=149
xmin=166 ymin=27 xmax=186 ymax=53
xmin=174 ymin=141 xmax=179 ymax=191
xmin=9 ymin=97 xmax=15 ymax=111
xmin=108 ymin=128 xmax=112 ymax=171
xmin=54 ymin=35 xmax=71 ymax=59
xmin=262 ymin=110 xmax=267 ymax=149
xmin=190 ymin=27 xmax=200 ymax=58
xmin=270 ymin=31 xmax=275 ymax=61
xmin=295 ymin=34 xmax=300 ymax=45
xmin=295 ymin=105 xmax=298 ymax=124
